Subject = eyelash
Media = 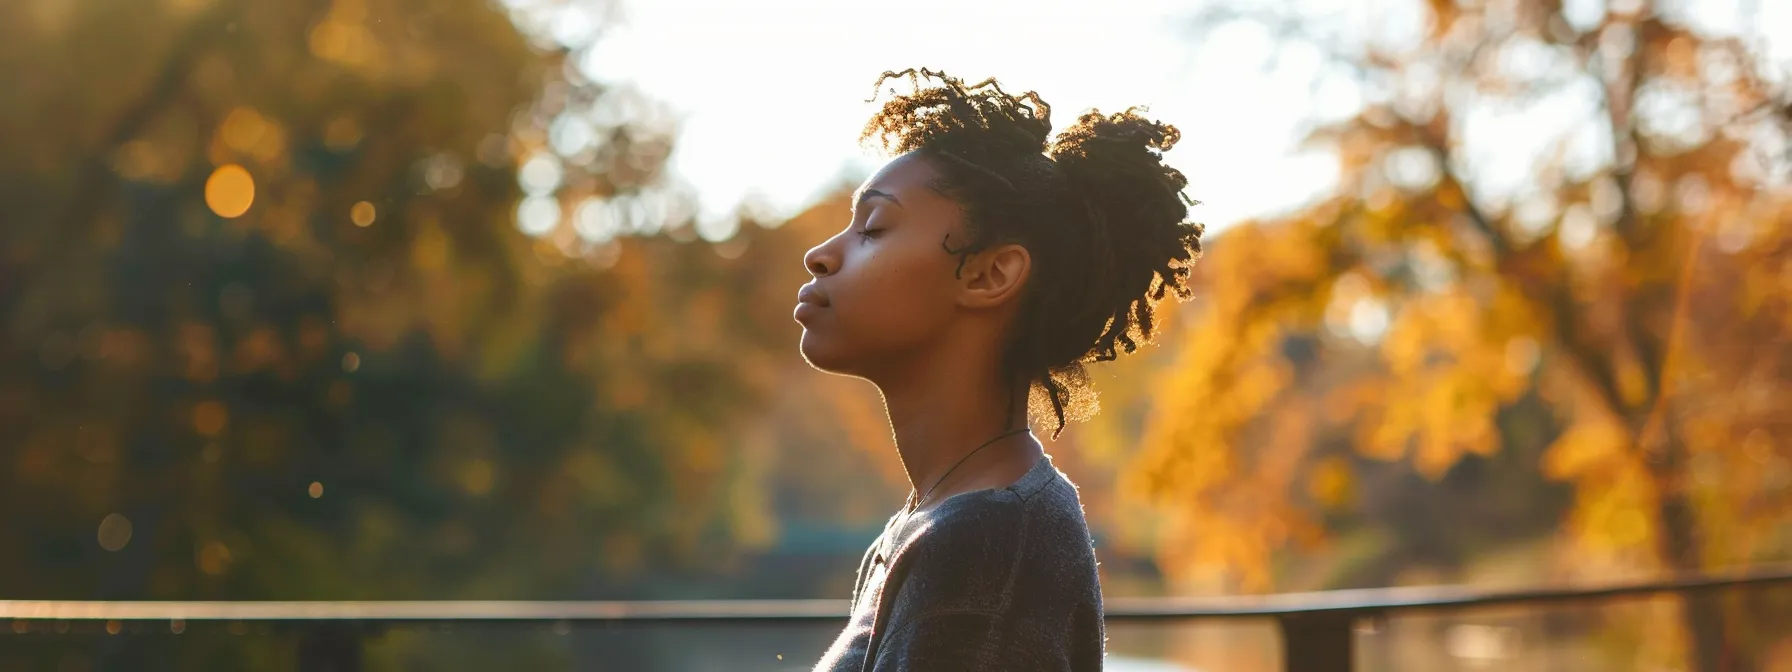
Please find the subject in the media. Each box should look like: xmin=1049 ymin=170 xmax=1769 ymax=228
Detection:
xmin=850 ymin=212 xmax=880 ymax=239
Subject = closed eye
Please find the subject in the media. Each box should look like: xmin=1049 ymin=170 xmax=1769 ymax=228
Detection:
xmin=857 ymin=227 xmax=882 ymax=240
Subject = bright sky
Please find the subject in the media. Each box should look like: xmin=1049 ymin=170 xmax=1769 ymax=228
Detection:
xmin=573 ymin=0 xmax=1347 ymax=239
xmin=528 ymin=0 xmax=1790 ymax=241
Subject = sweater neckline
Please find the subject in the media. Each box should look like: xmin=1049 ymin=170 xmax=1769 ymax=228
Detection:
xmin=903 ymin=450 xmax=1054 ymax=514
xmin=879 ymin=453 xmax=1056 ymax=564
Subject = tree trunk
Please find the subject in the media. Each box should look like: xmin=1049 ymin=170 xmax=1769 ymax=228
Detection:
xmin=1650 ymin=423 xmax=1743 ymax=672
xmin=1656 ymin=486 xmax=1735 ymax=672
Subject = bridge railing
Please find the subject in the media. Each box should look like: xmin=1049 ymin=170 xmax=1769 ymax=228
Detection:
xmin=7 ymin=566 xmax=1792 ymax=671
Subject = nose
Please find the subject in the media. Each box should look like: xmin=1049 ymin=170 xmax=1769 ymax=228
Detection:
xmin=803 ymin=238 xmax=837 ymax=278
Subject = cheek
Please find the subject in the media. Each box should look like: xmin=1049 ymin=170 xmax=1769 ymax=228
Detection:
xmin=851 ymin=253 xmax=954 ymax=332
xmin=843 ymin=285 xmax=945 ymax=344
xmin=805 ymin=250 xmax=954 ymax=364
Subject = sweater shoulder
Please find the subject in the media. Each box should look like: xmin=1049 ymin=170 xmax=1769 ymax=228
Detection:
xmin=883 ymin=469 xmax=1096 ymax=617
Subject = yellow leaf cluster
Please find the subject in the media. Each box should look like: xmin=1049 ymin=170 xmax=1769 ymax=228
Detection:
xmin=1357 ymin=286 xmax=1538 ymax=477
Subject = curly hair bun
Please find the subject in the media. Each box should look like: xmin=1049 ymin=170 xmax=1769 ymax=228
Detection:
xmin=1047 ymin=108 xmax=1205 ymax=362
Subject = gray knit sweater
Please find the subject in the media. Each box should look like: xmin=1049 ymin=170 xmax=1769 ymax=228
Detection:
xmin=813 ymin=454 xmax=1105 ymax=671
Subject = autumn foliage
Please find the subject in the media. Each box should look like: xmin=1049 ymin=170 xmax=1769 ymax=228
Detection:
xmin=1128 ymin=0 xmax=1790 ymax=668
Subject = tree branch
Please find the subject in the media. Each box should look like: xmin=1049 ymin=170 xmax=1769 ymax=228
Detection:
xmin=1410 ymin=126 xmax=1634 ymax=423
xmin=43 ymin=0 xmax=245 ymax=263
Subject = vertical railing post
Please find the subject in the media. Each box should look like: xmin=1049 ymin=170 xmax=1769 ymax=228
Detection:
xmin=296 ymin=622 xmax=363 ymax=672
xmin=1277 ymin=611 xmax=1355 ymax=672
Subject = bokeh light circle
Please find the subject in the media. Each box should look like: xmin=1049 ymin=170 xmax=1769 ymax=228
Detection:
xmin=204 ymin=164 xmax=256 ymax=219
xmin=97 ymin=513 xmax=133 ymax=552
xmin=351 ymin=201 xmax=377 ymax=227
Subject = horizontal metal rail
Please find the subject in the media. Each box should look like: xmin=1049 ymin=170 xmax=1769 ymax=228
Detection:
xmin=6 ymin=565 xmax=1789 ymax=622
xmin=7 ymin=566 xmax=1791 ymax=672
xmin=1104 ymin=564 xmax=1792 ymax=619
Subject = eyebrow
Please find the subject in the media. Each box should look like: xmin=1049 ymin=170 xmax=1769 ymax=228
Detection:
xmin=854 ymin=188 xmax=903 ymax=210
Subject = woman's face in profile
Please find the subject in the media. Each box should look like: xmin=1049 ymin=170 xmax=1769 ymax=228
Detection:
xmin=796 ymin=152 xmax=968 ymax=379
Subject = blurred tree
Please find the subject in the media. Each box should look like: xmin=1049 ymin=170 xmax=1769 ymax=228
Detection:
xmin=1132 ymin=1 xmax=1791 ymax=669
xmin=0 ymin=0 xmax=810 ymax=667
xmin=0 ymin=0 xmax=1271 ymax=667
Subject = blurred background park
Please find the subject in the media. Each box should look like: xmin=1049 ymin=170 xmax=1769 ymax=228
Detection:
xmin=3 ymin=0 xmax=1792 ymax=669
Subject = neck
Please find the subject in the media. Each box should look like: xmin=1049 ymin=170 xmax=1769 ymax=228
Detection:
xmin=869 ymin=334 xmax=1037 ymax=508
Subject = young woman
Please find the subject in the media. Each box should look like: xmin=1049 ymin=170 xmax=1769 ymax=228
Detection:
xmin=799 ymin=68 xmax=1205 ymax=671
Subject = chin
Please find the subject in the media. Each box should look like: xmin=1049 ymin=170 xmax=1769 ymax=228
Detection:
xmin=801 ymin=330 xmax=886 ymax=380
xmin=797 ymin=331 xmax=850 ymax=374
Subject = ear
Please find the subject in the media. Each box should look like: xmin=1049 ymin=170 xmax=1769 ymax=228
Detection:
xmin=958 ymin=243 xmax=1031 ymax=309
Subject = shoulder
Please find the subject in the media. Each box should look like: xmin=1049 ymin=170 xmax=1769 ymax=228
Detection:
xmin=872 ymin=466 xmax=1106 ymax=666
xmin=897 ymin=455 xmax=1087 ymax=550
xmin=895 ymin=489 xmax=1025 ymax=573
xmin=892 ymin=458 xmax=1082 ymax=569
xmin=883 ymin=465 xmax=1096 ymax=613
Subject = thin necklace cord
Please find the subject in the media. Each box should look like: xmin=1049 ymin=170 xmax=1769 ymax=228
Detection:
xmin=910 ymin=427 xmax=1031 ymax=512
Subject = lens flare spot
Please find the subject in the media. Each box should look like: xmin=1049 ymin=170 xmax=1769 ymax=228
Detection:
xmin=204 ymin=164 xmax=255 ymax=218
xmin=351 ymin=201 xmax=377 ymax=227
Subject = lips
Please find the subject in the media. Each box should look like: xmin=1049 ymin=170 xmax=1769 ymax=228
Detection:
xmin=794 ymin=284 xmax=830 ymax=324
xmin=797 ymin=284 xmax=830 ymax=308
